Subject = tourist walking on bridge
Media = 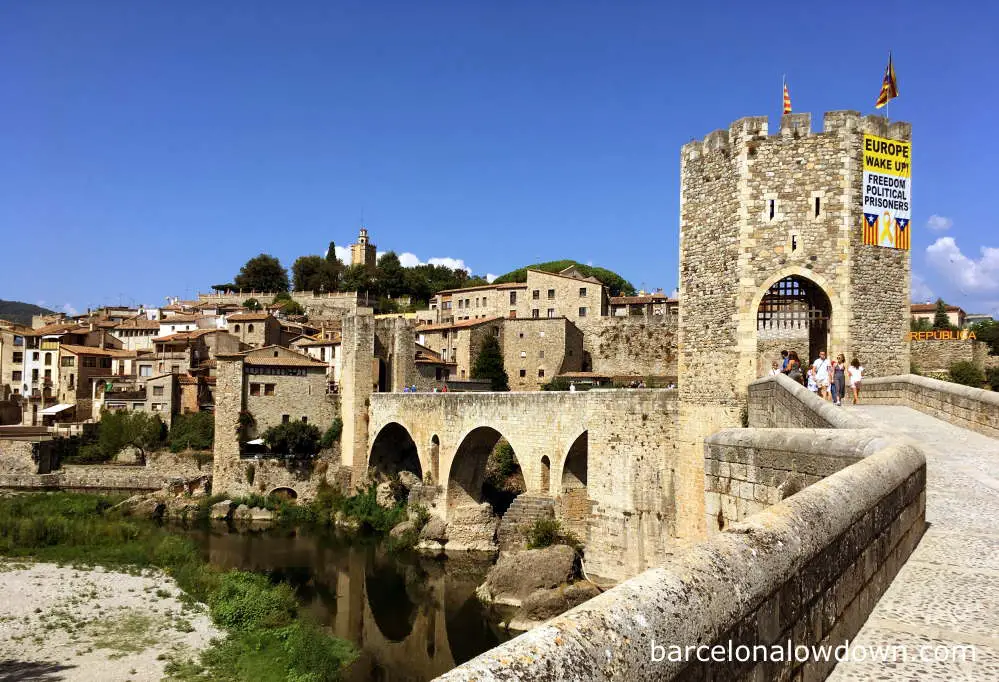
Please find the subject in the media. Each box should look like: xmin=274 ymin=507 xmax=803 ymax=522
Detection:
xmin=812 ymin=351 xmax=831 ymax=400
xmin=832 ymin=354 xmax=847 ymax=406
xmin=848 ymin=359 xmax=864 ymax=404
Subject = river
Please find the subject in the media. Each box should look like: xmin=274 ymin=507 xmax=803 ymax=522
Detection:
xmin=184 ymin=525 xmax=513 ymax=682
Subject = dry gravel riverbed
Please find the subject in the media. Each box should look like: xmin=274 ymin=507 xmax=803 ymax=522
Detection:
xmin=0 ymin=561 xmax=220 ymax=681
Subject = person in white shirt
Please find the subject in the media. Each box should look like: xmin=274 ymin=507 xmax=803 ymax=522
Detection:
xmin=812 ymin=351 xmax=831 ymax=399
xmin=768 ymin=361 xmax=781 ymax=377
xmin=847 ymin=359 xmax=865 ymax=404
xmin=806 ymin=367 xmax=819 ymax=393
xmin=569 ymin=381 xmax=577 ymax=393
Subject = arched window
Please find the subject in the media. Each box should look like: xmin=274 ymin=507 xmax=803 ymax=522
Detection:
xmin=248 ymin=324 xmax=255 ymax=333
xmin=234 ymin=324 xmax=241 ymax=332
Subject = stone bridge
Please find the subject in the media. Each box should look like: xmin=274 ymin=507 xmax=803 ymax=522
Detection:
xmin=366 ymin=389 xmax=680 ymax=580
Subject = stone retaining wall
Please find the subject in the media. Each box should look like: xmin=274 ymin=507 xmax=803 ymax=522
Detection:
xmin=0 ymin=449 xmax=209 ymax=492
xmin=861 ymin=373 xmax=999 ymax=438
xmin=704 ymin=428 xmax=891 ymax=531
xmin=436 ymin=440 xmax=926 ymax=682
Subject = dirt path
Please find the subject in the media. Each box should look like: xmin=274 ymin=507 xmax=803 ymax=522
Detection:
xmin=0 ymin=561 xmax=220 ymax=681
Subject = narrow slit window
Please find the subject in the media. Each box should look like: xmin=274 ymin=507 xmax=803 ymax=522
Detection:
xmin=814 ymin=197 xmax=821 ymax=218
xmin=791 ymin=235 xmax=798 ymax=251
xmin=768 ymin=199 xmax=776 ymax=220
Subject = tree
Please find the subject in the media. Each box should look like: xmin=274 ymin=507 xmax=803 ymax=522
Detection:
xmin=263 ymin=420 xmax=322 ymax=459
xmin=471 ymin=335 xmax=509 ymax=391
xmin=376 ymin=252 xmax=406 ymax=298
xmin=932 ymin=298 xmax=953 ymax=330
xmin=243 ymin=298 xmax=261 ymax=311
xmin=910 ymin=317 xmax=932 ymax=332
xmin=341 ymin=264 xmax=374 ymax=293
xmin=233 ymin=254 xmax=289 ymax=292
xmin=948 ymin=361 xmax=985 ymax=387
xmin=87 ymin=410 xmax=166 ymax=463
xmin=211 ymin=283 xmax=236 ymax=292
xmin=971 ymin=319 xmax=999 ymax=356
xmin=280 ymin=300 xmax=305 ymax=315
xmin=168 ymin=412 xmax=215 ymax=452
xmin=492 ymin=259 xmax=636 ymax=296
xmin=292 ymin=255 xmax=324 ymax=291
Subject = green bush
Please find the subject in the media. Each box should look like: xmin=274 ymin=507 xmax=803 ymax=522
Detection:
xmin=986 ymin=366 xmax=999 ymax=392
xmin=320 ymin=418 xmax=343 ymax=449
xmin=209 ymin=572 xmax=298 ymax=631
xmin=526 ymin=517 xmax=581 ymax=550
xmin=491 ymin=441 xmax=517 ymax=478
xmin=169 ymin=412 xmax=215 ymax=452
xmin=948 ymin=361 xmax=985 ymax=388
xmin=263 ymin=421 xmax=322 ymax=458
xmin=242 ymin=298 xmax=262 ymax=311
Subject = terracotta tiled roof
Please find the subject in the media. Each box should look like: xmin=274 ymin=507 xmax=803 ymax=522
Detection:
xmin=27 ymin=322 xmax=82 ymax=336
xmin=416 ymin=316 xmax=503 ymax=333
xmin=911 ymin=303 xmax=963 ymax=314
xmin=159 ymin=314 xmax=201 ymax=323
xmin=243 ymin=355 xmax=326 ymax=368
xmin=226 ymin=312 xmax=272 ymax=322
xmin=60 ymin=344 xmax=135 ymax=358
xmin=526 ymin=268 xmax=603 ymax=285
xmin=295 ymin=337 xmax=339 ymax=347
xmin=115 ymin=318 xmax=161 ymax=330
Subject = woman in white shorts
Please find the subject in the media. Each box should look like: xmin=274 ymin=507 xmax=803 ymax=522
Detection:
xmin=847 ymin=359 xmax=864 ymax=404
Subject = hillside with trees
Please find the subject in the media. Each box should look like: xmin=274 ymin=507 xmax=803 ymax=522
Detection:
xmin=218 ymin=249 xmax=636 ymax=314
xmin=491 ymin=260 xmax=636 ymax=296
xmin=0 ymin=300 xmax=55 ymax=326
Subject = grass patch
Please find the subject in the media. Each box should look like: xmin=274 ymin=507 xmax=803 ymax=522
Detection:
xmin=0 ymin=492 xmax=356 ymax=681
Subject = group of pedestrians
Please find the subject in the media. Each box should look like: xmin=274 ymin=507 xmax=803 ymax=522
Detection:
xmin=770 ymin=349 xmax=864 ymax=405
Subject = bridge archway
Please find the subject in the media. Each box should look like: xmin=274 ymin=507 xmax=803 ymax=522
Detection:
xmin=268 ymin=487 xmax=298 ymax=502
xmin=447 ymin=427 xmax=522 ymax=513
xmin=370 ymin=422 xmax=423 ymax=479
xmin=755 ymin=274 xmax=832 ymax=375
xmin=556 ymin=431 xmax=589 ymax=538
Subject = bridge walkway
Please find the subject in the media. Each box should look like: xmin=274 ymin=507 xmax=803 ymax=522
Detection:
xmin=829 ymin=404 xmax=999 ymax=680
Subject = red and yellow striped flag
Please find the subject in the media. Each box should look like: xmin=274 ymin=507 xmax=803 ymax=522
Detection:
xmin=783 ymin=81 xmax=792 ymax=114
xmin=875 ymin=53 xmax=898 ymax=109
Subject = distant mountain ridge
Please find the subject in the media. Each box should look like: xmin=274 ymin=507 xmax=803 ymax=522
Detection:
xmin=0 ymin=300 xmax=55 ymax=326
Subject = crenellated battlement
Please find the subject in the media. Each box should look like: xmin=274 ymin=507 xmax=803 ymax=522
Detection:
xmin=682 ymin=110 xmax=912 ymax=161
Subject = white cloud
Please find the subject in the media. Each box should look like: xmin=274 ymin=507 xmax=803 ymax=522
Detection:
xmin=670 ymin=288 xmax=680 ymax=299
xmin=926 ymin=237 xmax=999 ymax=294
xmin=910 ymin=273 xmax=934 ymax=303
xmin=61 ymin=303 xmax=79 ymax=316
xmin=331 ymin=245 xmax=351 ymax=263
xmin=927 ymin=215 xmax=953 ymax=232
xmin=426 ymin=257 xmax=469 ymax=272
xmin=485 ymin=273 xmax=498 ymax=283
xmin=397 ymin=252 xmax=422 ymax=268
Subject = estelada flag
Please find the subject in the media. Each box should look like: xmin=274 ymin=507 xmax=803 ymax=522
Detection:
xmin=875 ymin=53 xmax=898 ymax=109
xmin=783 ymin=82 xmax=792 ymax=114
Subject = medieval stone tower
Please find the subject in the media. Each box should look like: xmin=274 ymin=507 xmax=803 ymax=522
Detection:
xmin=674 ymin=111 xmax=912 ymax=536
xmin=350 ymin=227 xmax=377 ymax=274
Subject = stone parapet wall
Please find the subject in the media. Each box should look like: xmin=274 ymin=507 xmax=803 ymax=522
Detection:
xmin=0 ymin=450 xmax=209 ymax=492
xmin=748 ymin=374 xmax=863 ymax=429
xmin=862 ymin=374 xmax=999 ymax=438
xmin=704 ymin=428 xmax=890 ymax=532
xmin=436 ymin=440 xmax=926 ymax=682
xmin=0 ymin=438 xmax=36 ymax=474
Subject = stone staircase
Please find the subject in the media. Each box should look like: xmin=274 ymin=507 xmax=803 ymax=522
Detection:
xmin=497 ymin=494 xmax=555 ymax=550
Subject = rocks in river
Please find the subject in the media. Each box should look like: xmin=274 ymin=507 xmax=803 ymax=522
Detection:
xmin=420 ymin=516 xmax=447 ymax=543
xmin=390 ymin=520 xmax=417 ymax=538
xmin=131 ymin=496 xmax=166 ymax=520
xmin=232 ymin=504 xmax=274 ymax=523
xmin=210 ymin=500 xmax=234 ymax=520
xmin=444 ymin=503 xmax=500 ymax=553
xmin=509 ymin=581 xmax=601 ymax=631
xmin=476 ymin=544 xmax=578 ymax=606
xmin=375 ymin=482 xmax=397 ymax=509
xmin=397 ymin=470 xmax=421 ymax=489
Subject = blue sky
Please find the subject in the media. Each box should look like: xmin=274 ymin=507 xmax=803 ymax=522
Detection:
xmin=2 ymin=1 xmax=997 ymax=317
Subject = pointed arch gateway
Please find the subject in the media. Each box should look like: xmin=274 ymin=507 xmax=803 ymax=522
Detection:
xmin=756 ymin=274 xmax=832 ymax=374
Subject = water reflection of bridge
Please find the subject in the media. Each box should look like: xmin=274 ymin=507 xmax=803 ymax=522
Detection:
xmin=189 ymin=527 xmax=510 ymax=682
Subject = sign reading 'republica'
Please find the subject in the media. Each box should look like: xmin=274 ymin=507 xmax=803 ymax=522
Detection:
xmin=906 ymin=330 xmax=977 ymax=341
xmin=862 ymin=134 xmax=912 ymax=250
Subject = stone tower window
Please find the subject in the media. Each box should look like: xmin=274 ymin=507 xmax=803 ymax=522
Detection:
xmin=810 ymin=191 xmax=825 ymax=221
xmin=509 ymin=291 xmax=517 ymax=305
xmin=768 ymin=199 xmax=776 ymax=220
xmin=814 ymin=197 xmax=821 ymax=218
xmin=789 ymin=231 xmax=800 ymax=252
xmin=248 ymin=324 xmax=255 ymax=333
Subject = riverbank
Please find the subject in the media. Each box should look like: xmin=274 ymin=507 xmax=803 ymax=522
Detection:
xmin=0 ymin=492 xmax=358 ymax=682
xmin=0 ymin=561 xmax=219 ymax=681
